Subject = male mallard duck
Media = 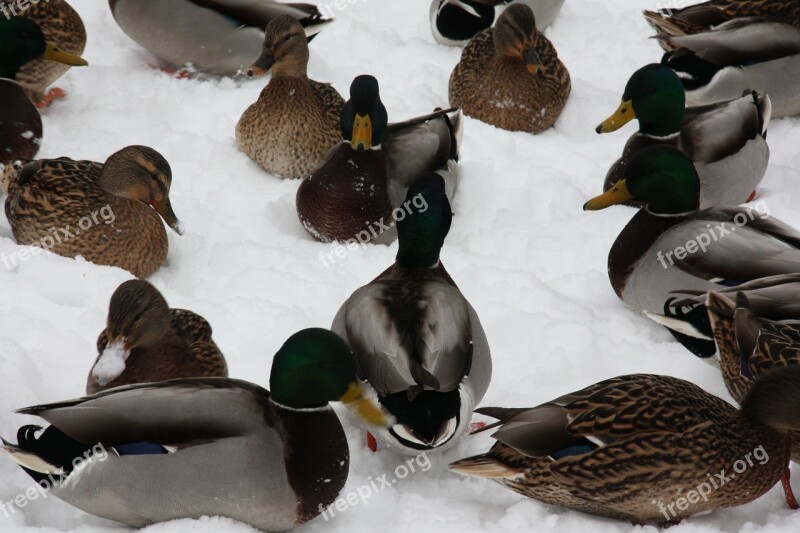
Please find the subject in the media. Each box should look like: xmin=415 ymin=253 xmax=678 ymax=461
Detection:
xmin=430 ymin=0 xmax=564 ymax=47
xmin=449 ymin=4 xmax=570 ymax=133
xmin=4 ymin=145 xmax=184 ymax=278
xmin=109 ymin=0 xmax=331 ymax=77
xmin=331 ymin=173 xmax=491 ymax=454
xmin=645 ymin=0 xmax=800 ymax=51
xmin=654 ymin=17 xmax=800 ymax=118
xmin=88 ymin=280 xmax=227 ymax=394
xmin=596 ymin=63 xmax=770 ymax=209
xmin=1 ymin=329 xmax=392 ymax=531
xmin=236 ymin=15 xmax=344 ymax=179
xmin=583 ymin=145 xmax=800 ymax=358
xmin=15 ymin=0 xmax=86 ymax=107
xmin=449 ymin=367 xmax=800 ymax=524
xmin=1 ymin=16 xmax=87 ymax=162
xmin=297 ymin=75 xmax=461 ymax=244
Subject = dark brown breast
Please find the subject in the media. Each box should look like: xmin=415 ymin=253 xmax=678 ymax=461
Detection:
xmin=296 ymin=145 xmax=393 ymax=243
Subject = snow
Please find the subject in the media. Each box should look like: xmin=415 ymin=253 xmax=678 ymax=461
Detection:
xmin=90 ymin=340 xmax=128 ymax=386
xmin=2 ymin=0 xmax=800 ymax=532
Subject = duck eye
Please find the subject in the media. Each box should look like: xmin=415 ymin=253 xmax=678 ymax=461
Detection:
xmin=133 ymin=313 xmax=142 ymax=322
xmin=284 ymin=34 xmax=292 ymax=42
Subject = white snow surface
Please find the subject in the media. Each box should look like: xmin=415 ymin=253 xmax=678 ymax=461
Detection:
xmin=2 ymin=1 xmax=800 ymax=532
xmin=90 ymin=340 xmax=128 ymax=386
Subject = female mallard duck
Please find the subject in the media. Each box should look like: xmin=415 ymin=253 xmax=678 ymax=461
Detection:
xmin=645 ymin=0 xmax=800 ymax=51
xmin=449 ymin=4 xmax=570 ymax=133
xmin=1 ymin=329 xmax=391 ymax=531
xmin=1 ymin=16 xmax=87 ymax=162
xmin=596 ymin=63 xmax=770 ymax=209
xmin=14 ymin=0 xmax=86 ymax=107
xmin=449 ymin=366 xmax=800 ymax=524
xmin=236 ymin=15 xmax=344 ymax=179
xmin=583 ymin=145 xmax=800 ymax=358
xmin=705 ymin=291 xmax=800 ymax=466
xmin=109 ymin=0 xmax=331 ymax=77
xmin=430 ymin=0 xmax=564 ymax=47
xmin=4 ymin=145 xmax=184 ymax=279
xmin=653 ymin=17 xmax=800 ymax=118
xmin=297 ymin=75 xmax=461 ymax=244
xmin=88 ymin=280 xmax=227 ymax=394
xmin=331 ymin=173 xmax=491 ymax=454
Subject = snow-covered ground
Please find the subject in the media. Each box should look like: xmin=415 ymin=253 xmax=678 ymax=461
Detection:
xmin=2 ymin=0 xmax=800 ymax=531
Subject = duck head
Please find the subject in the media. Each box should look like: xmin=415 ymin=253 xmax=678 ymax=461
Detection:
xmin=98 ymin=146 xmax=184 ymax=235
xmin=0 ymin=16 xmax=87 ymax=80
xmin=91 ymin=280 xmax=173 ymax=387
xmin=493 ymin=4 xmax=542 ymax=75
xmin=246 ymin=15 xmax=308 ymax=78
xmin=270 ymin=328 xmax=393 ymax=427
xmin=396 ymin=172 xmax=453 ymax=268
xmin=583 ymin=145 xmax=700 ymax=215
xmin=341 ymin=75 xmax=388 ymax=151
xmin=596 ymin=63 xmax=685 ymax=136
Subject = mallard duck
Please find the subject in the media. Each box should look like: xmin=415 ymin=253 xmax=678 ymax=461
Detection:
xmin=430 ymin=0 xmax=564 ymax=46
xmin=449 ymin=4 xmax=570 ymax=133
xmin=596 ymin=63 xmax=770 ymax=209
xmin=4 ymin=145 xmax=184 ymax=279
xmin=1 ymin=328 xmax=391 ymax=531
xmin=236 ymin=15 xmax=344 ymax=179
xmin=15 ymin=0 xmax=86 ymax=107
xmin=297 ymin=75 xmax=461 ymax=244
xmin=645 ymin=0 xmax=800 ymax=51
xmin=331 ymin=173 xmax=491 ymax=454
xmin=1 ymin=16 xmax=87 ymax=162
xmin=109 ymin=0 xmax=331 ymax=77
xmin=705 ymin=291 xmax=800 ymax=465
xmin=583 ymin=145 xmax=800 ymax=358
xmin=654 ymin=17 xmax=800 ymax=118
xmin=449 ymin=367 xmax=800 ymax=524
xmin=88 ymin=280 xmax=227 ymax=394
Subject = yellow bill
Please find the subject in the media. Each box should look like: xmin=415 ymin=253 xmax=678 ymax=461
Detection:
xmin=596 ymin=99 xmax=635 ymax=134
xmin=341 ymin=382 xmax=393 ymax=427
xmin=350 ymin=113 xmax=373 ymax=151
xmin=583 ymin=179 xmax=633 ymax=211
xmin=43 ymin=43 xmax=88 ymax=67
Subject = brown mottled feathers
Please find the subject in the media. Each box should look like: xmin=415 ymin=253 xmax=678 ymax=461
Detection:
xmin=16 ymin=0 xmax=87 ymax=102
xmin=707 ymin=291 xmax=800 ymax=463
xmin=90 ymin=308 xmax=227 ymax=394
xmin=453 ymin=374 xmax=791 ymax=524
xmin=449 ymin=28 xmax=571 ymax=133
xmin=4 ymin=158 xmax=168 ymax=278
xmin=236 ymin=77 xmax=344 ymax=179
xmin=645 ymin=0 xmax=800 ymax=52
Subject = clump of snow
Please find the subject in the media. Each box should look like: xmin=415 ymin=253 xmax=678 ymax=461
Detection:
xmin=1 ymin=1 xmax=800 ymax=532
xmin=90 ymin=340 xmax=129 ymax=386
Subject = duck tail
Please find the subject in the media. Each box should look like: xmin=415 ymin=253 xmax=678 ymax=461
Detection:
xmin=448 ymin=454 xmax=522 ymax=479
xmin=294 ymin=3 xmax=334 ymax=41
xmin=741 ymin=366 xmax=800 ymax=432
xmin=753 ymin=91 xmax=771 ymax=139
xmin=1 ymin=425 xmax=94 ymax=484
xmin=643 ymin=9 xmax=691 ymax=51
xmin=444 ymin=109 xmax=463 ymax=162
